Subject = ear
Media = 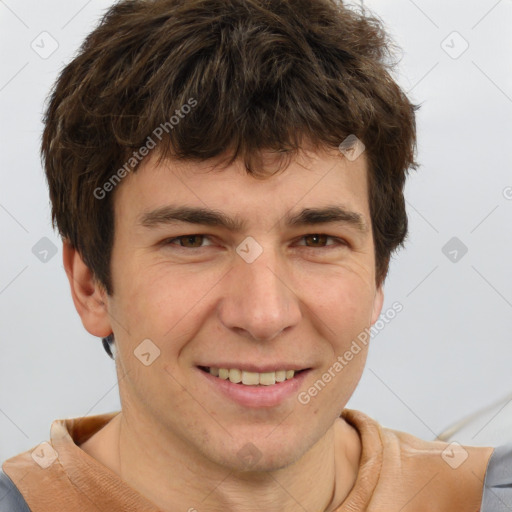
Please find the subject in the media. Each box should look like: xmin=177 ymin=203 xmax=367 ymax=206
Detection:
xmin=62 ymin=239 xmax=112 ymax=337
xmin=370 ymin=285 xmax=384 ymax=325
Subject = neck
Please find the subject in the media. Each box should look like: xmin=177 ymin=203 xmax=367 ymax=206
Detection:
xmin=81 ymin=411 xmax=360 ymax=512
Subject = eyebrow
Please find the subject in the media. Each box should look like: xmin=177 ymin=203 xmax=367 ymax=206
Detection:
xmin=137 ymin=205 xmax=369 ymax=234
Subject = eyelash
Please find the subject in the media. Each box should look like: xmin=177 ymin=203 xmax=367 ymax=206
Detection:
xmin=162 ymin=234 xmax=348 ymax=251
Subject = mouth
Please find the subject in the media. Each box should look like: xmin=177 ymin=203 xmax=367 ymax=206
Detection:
xmin=195 ymin=365 xmax=313 ymax=408
xmin=197 ymin=365 xmax=310 ymax=386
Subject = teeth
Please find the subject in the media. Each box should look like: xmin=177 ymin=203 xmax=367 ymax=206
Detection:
xmin=208 ymin=367 xmax=298 ymax=385
xmin=242 ymin=371 xmax=260 ymax=385
xmin=275 ymin=370 xmax=286 ymax=382
xmin=228 ymin=368 xmax=242 ymax=383
xmin=259 ymin=372 xmax=276 ymax=386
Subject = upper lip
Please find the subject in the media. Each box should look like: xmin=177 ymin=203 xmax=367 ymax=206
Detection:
xmin=197 ymin=364 xmax=311 ymax=373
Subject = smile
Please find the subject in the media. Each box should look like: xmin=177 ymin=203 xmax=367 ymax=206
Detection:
xmin=198 ymin=366 xmax=308 ymax=386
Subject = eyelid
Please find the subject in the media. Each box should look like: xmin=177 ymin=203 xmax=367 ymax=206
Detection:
xmin=162 ymin=233 xmax=348 ymax=249
xmin=294 ymin=234 xmax=348 ymax=248
xmin=163 ymin=234 xmax=216 ymax=248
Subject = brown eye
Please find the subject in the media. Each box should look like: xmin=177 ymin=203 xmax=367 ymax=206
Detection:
xmin=303 ymin=234 xmax=329 ymax=247
xmin=180 ymin=235 xmax=204 ymax=248
xmin=165 ymin=235 xmax=209 ymax=248
xmin=297 ymin=234 xmax=347 ymax=250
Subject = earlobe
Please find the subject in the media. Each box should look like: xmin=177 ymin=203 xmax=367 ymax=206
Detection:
xmin=62 ymin=240 xmax=112 ymax=338
xmin=370 ymin=285 xmax=385 ymax=325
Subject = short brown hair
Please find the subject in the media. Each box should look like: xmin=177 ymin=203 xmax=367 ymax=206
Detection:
xmin=42 ymin=0 xmax=418 ymax=295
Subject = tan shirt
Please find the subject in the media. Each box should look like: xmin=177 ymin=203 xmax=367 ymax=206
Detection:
xmin=2 ymin=408 xmax=495 ymax=511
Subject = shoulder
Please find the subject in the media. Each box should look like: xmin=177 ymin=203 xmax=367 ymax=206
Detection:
xmin=341 ymin=408 xmax=496 ymax=511
xmin=0 ymin=468 xmax=30 ymax=512
xmin=481 ymin=441 xmax=512 ymax=512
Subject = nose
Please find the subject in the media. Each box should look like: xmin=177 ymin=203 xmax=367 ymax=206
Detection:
xmin=217 ymin=246 xmax=302 ymax=342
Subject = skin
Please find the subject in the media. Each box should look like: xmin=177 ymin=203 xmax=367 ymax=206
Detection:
xmin=65 ymin=143 xmax=384 ymax=512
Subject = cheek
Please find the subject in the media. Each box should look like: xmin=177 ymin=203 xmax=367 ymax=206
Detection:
xmin=111 ymin=248 xmax=376 ymax=348
xmin=301 ymin=267 xmax=375 ymax=337
xmin=111 ymin=262 xmax=221 ymax=348
xmin=319 ymin=277 xmax=374 ymax=399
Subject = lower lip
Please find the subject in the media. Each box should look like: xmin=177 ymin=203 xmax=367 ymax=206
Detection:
xmin=197 ymin=367 xmax=311 ymax=408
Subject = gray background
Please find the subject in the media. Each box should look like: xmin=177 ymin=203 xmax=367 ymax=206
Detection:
xmin=1 ymin=0 xmax=511 ymax=462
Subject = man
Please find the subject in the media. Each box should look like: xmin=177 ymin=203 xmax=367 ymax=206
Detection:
xmin=1 ymin=0 xmax=511 ymax=510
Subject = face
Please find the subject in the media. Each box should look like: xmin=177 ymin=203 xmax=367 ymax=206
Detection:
xmin=104 ymin=144 xmax=383 ymax=471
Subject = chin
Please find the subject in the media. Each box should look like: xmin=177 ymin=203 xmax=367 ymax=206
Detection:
xmin=206 ymin=431 xmax=309 ymax=474
xmin=222 ymin=448 xmax=301 ymax=474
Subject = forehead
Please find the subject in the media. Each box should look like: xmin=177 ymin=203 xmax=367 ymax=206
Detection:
xmin=113 ymin=146 xmax=371 ymax=231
